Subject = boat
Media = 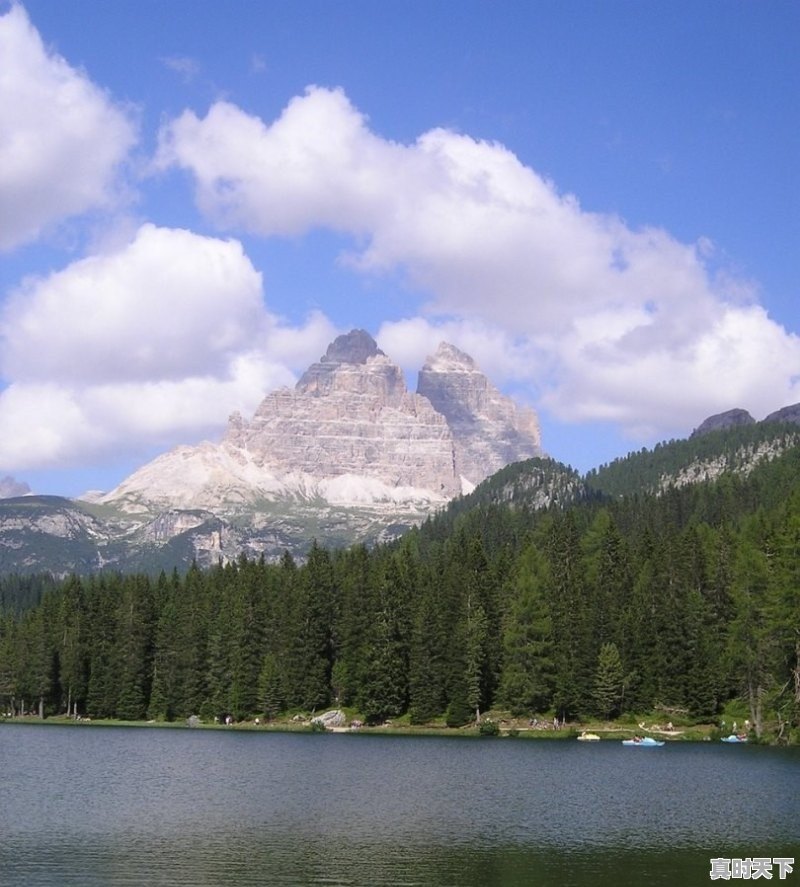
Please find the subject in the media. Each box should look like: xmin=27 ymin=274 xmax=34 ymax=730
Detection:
xmin=622 ymin=736 xmax=665 ymax=747
xmin=721 ymin=734 xmax=748 ymax=743
xmin=577 ymin=731 xmax=600 ymax=742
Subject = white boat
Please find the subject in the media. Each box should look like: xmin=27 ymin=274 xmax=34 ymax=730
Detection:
xmin=577 ymin=731 xmax=600 ymax=741
xmin=721 ymin=734 xmax=748 ymax=743
xmin=622 ymin=736 xmax=665 ymax=747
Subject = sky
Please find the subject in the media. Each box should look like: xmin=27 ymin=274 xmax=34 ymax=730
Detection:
xmin=0 ymin=0 xmax=798 ymax=498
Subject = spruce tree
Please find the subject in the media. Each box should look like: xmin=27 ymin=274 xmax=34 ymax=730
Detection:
xmin=593 ymin=642 xmax=624 ymax=719
xmin=498 ymin=544 xmax=555 ymax=715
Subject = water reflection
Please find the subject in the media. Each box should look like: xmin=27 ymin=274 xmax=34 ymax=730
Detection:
xmin=1 ymin=725 xmax=798 ymax=886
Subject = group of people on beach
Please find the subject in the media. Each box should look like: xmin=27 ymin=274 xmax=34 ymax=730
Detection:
xmin=527 ymin=716 xmax=566 ymax=730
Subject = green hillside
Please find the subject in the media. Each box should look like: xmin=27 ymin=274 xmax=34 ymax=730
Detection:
xmin=2 ymin=425 xmax=798 ymax=742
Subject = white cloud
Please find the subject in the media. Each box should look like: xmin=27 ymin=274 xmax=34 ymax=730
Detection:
xmin=0 ymin=224 xmax=335 ymax=471
xmin=377 ymin=317 xmax=543 ymax=391
xmin=539 ymin=304 xmax=800 ymax=433
xmin=0 ymin=4 xmax=137 ymax=251
xmin=157 ymin=86 xmax=800 ymax=434
xmin=1 ymin=224 xmax=268 ymax=384
xmin=156 ymin=87 xmax=398 ymax=236
xmin=161 ymin=55 xmax=200 ymax=84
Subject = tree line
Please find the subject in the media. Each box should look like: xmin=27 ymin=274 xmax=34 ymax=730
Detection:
xmin=1 ymin=447 xmax=799 ymax=740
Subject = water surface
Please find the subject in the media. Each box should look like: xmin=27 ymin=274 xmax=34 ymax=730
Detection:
xmin=1 ymin=724 xmax=798 ymax=886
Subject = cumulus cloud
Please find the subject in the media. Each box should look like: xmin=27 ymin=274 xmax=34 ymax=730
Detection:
xmin=0 ymin=224 xmax=335 ymax=470
xmin=377 ymin=317 xmax=543 ymax=393
xmin=157 ymin=86 xmax=800 ymax=433
xmin=2 ymin=224 xmax=268 ymax=384
xmin=0 ymin=4 xmax=137 ymax=251
xmin=156 ymin=88 xmax=395 ymax=236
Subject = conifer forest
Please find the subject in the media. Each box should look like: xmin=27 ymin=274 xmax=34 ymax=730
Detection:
xmin=1 ymin=441 xmax=799 ymax=742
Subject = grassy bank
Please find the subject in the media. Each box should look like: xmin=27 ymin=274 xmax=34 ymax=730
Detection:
xmin=3 ymin=708 xmax=786 ymax=743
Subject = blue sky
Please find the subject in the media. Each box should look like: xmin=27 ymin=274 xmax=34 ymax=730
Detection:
xmin=1 ymin=0 xmax=798 ymax=497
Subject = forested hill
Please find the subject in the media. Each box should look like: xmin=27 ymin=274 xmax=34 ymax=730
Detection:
xmin=417 ymin=422 xmax=800 ymax=550
xmin=1 ymin=431 xmax=798 ymax=741
xmin=585 ymin=421 xmax=800 ymax=499
xmin=421 ymin=457 xmax=593 ymax=539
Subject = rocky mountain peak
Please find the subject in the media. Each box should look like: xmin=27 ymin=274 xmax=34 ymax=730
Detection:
xmin=691 ymin=408 xmax=755 ymax=438
xmin=318 ymin=328 xmax=384 ymax=366
xmin=99 ymin=329 xmax=544 ymax=556
xmin=423 ymin=342 xmax=479 ymax=374
xmin=296 ymin=329 xmax=395 ymax=397
xmin=764 ymin=402 xmax=800 ymax=426
xmin=417 ymin=341 xmax=542 ymax=487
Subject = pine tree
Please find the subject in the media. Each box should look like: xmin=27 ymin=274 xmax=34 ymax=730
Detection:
xmin=408 ymin=563 xmax=446 ymax=723
xmin=0 ymin=614 xmax=19 ymax=715
xmin=498 ymin=544 xmax=555 ymax=715
xmin=593 ymin=642 xmax=624 ymax=719
xmin=114 ymin=576 xmax=155 ymax=721
xmin=147 ymin=586 xmax=181 ymax=721
xmin=360 ymin=555 xmax=409 ymax=723
xmin=728 ymin=537 xmax=773 ymax=737
xmin=57 ymin=576 xmax=87 ymax=717
xmin=85 ymin=577 xmax=120 ymax=718
xmin=284 ymin=542 xmax=333 ymax=710
xmin=258 ymin=652 xmax=284 ymax=719
xmin=545 ymin=513 xmax=589 ymax=718
xmin=227 ymin=560 xmax=264 ymax=719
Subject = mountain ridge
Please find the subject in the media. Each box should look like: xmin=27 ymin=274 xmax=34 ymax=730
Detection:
xmin=2 ymin=329 xmax=799 ymax=574
xmin=98 ymin=330 xmax=542 ymax=515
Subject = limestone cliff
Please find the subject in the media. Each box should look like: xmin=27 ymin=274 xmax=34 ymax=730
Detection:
xmin=417 ymin=342 xmax=542 ymax=488
xmin=100 ymin=330 xmax=543 ymax=522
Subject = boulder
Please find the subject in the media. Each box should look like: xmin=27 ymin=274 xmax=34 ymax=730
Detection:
xmin=310 ymin=709 xmax=346 ymax=729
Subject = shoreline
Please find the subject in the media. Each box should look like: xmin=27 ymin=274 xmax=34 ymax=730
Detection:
xmin=0 ymin=713 xmax=763 ymax=743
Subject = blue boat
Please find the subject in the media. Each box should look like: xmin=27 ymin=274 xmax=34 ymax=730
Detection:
xmin=721 ymin=734 xmax=748 ymax=743
xmin=622 ymin=736 xmax=665 ymax=747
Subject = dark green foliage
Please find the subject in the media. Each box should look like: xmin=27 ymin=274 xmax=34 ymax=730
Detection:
xmin=445 ymin=693 xmax=474 ymax=728
xmin=498 ymin=544 xmax=554 ymax=714
xmin=593 ymin=643 xmax=624 ymax=719
xmin=478 ymin=719 xmax=500 ymax=736
xmin=0 ymin=573 xmax=58 ymax=615
xmin=1 ymin=432 xmax=799 ymax=736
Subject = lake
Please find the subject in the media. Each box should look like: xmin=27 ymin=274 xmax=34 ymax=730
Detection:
xmin=1 ymin=724 xmax=798 ymax=886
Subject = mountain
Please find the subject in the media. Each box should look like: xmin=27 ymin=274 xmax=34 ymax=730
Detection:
xmin=100 ymin=331 xmax=542 ymax=515
xmin=3 ymin=338 xmax=800 ymax=575
xmin=764 ymin=402 xmax=800 ymax=425
xmin=0 ymin=331 xmax=543 ymax=572
xmin=586 ymin=412 xmax=800 ymax=499
xmin=690 ymin=408 xmax=755 ymax=438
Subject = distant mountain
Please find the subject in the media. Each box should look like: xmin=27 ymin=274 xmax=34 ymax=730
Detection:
xmin=3 ymin=371 xmax=800 ymax=574
xmin=690 ymin=408 xmax=755 ymax=438
xmin=764 ymin=402 xmax=800 ymax=425
xmin=586 ymin=411 xmax=800 ymax=500
xmin=0 ymin=331 xmax=543 ymax=572
xmin=100 ymin=330 xmax=542 ymax=514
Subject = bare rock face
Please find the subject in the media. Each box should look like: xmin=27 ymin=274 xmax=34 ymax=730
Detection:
xmin=227 ymin=330 xmax=459 ymax=498
xmin=296 ymin=328 xmax=389 ymax=393
xmin=691 ymin=409 xmax=755 ymax=438
xmin=102 ymin=331 xmax=544 ymax=517
xmin=763 ymin=402 xmax=800 ymax=426
xmin=417 ymin=342 xmax=543 ymax=487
